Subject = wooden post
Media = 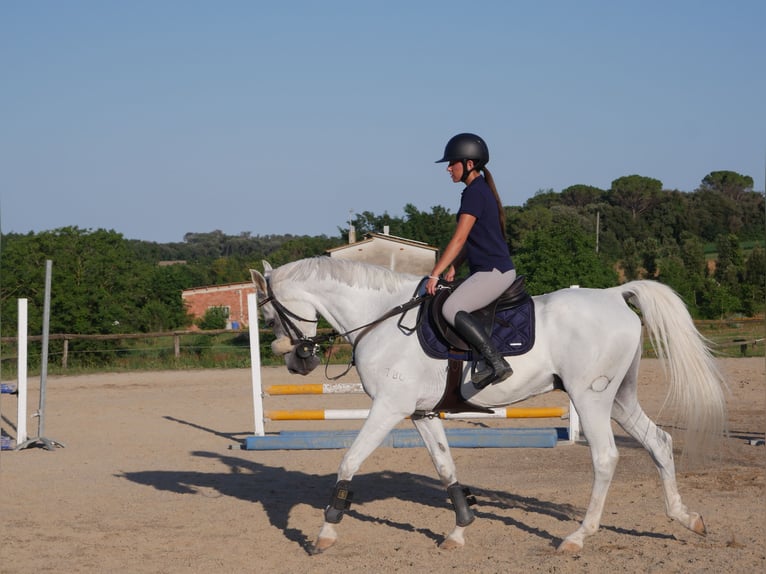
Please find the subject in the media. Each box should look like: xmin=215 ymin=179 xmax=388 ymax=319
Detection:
xmin=62 ymin=338 xmax=69 ymax=369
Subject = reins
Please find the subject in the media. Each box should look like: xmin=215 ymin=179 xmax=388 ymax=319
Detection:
xmin=259 ymin=280 xmax=433 ymax=381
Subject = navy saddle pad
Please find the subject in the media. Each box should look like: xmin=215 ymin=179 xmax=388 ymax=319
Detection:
xmin=416 ymin=279 xmax=536 ymax=361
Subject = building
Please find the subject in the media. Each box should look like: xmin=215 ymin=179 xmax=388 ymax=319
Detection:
xmin=325 ymin=226 xmax=437 ymax=275
xmin=181 ymin=282 xmax=254 ymax=330
xmin=181 ymin=228 xmax=437 ymax=327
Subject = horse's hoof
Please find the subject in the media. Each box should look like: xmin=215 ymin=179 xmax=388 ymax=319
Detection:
xmin=557 ymin=539 xmax=583 ymax=553
xmin=439 ymin=537 xmax=464 ymax=550
xmin=690 ymin=514 xmax=707 ymax=536
xmin=439 ymin=525 xmax=466 ymax=550
xmin=309 ymin=537 xmax=336 ymax=555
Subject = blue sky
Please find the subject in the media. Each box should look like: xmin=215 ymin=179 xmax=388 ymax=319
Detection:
xmin=2 ymin=1 xmax=764 ymax=243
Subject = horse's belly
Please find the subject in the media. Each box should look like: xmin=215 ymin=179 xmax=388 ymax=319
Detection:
xmin=463 ymin=368 xmax=557 ymax=408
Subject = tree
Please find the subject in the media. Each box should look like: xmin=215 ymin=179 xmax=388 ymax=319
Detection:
xmin=699 ymin=279 xmax=740 ymax=319
xmin=399 ymin=204 xmax=455 ymax=249
xmin=620 ymin=238 xmax=642 ymax=281
xmin=0 ymin=227 xmax=197 ymax=338
xmin=264 ymin=235 xmax=343 ymax=268
xmin=701 ymin=170 xmax=754 ymax=201
xmin=136 ymin=263 xmax=202 ymax=331
xmin=513 ymin=216 xmax=617 ymax=294
xmin=646 ymin=189 xmax=689 ymax=244
xmin=608 ymin=175 xmax=663 ymax=220
xmin=510 ymin=205 xmax=554 ymax=247
xmin=560 ymin=184 xmax=604 ymax=208
xmin=344 ymin=211 xmax=402 ymax=238
xmin=639 ymin=237 xmax=661 ymax=278
xmin=741 ymin=246 xmax=766 ymax=315
xmin=523 ymin=188 xmax=559 ymax=210
xmin=714 ymin=233 xmax=744 ymax=290
xmin=693 ymin=171 xmax=760 ymax=241
xmin=657 ymin=254 xmax=696 ymax=311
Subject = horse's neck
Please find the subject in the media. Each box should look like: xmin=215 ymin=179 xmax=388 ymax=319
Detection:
xmin=312 ymin=278 xmax=417 ymax=339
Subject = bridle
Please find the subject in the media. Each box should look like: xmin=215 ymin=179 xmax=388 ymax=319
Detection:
xmin=257 ymin=278 xmax=430 ymax=375
xmin=257 ymin=283 xmax=333 ymax=361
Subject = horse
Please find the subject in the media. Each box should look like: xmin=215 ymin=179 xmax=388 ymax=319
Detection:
xmin=251 ymin=256 xmax=728 ymax=554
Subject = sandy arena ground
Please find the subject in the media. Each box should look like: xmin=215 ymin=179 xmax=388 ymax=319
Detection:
xmin=1 ymin=358 xmax=764 ymax=573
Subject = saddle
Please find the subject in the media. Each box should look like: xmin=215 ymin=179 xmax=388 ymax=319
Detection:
xmin=414 ymin=275 xmax=536 ymax=415
xmin=416 ymin=275 xmax=535 ymax=358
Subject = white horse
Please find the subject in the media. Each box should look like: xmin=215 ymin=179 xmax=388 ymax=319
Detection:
xmin=251 ymin=256 xmax=727 ymax=554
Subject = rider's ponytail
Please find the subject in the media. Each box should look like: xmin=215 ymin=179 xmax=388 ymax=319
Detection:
xmin=482 ymin=167 xmax=506 ymax=238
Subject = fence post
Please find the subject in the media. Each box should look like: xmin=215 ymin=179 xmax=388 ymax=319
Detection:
xmin=62 ymin=338 xmax=69 ymax=370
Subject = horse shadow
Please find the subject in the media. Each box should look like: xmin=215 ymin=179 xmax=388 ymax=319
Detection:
xmin=118 ymin=446 xmax=676 ymax=553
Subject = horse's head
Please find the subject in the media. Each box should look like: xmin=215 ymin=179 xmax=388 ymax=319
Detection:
xmin=251 ymin=261 xmax=322 ymax=375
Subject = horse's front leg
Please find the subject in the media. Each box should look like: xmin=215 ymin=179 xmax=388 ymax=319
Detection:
xmin=412 ymin=414 xmax=475 ymax=550
xmin=311 ymin=402 xmax=408 ymax=555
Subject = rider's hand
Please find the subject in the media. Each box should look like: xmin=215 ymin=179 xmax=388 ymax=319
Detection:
xmin=426 ymin=275 xmax=439 ymax=295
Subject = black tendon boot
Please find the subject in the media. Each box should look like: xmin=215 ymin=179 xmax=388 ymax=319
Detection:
xmin=447 ymin=482 xmax=476 ymax=526
xmin=453 ymin=311 xmax=513 ymax=389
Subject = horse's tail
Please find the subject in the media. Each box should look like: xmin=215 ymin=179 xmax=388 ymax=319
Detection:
xmin=618 ymin=280 xmax=728 ymax=462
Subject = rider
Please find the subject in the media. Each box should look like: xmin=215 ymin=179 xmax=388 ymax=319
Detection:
xmin=425 ymin=133 xmax=516 ymax=389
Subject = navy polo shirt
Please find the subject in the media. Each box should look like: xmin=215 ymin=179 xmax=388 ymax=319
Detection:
xmin=458 ymin=175 xmax=514 ymax=274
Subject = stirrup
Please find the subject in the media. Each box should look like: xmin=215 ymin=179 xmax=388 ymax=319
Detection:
xmin=472 ymin=363 xmax=513 ymax=390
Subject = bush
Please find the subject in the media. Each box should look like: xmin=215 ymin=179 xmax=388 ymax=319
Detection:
xmin=196 ymin=306 xmax=229 ymax=330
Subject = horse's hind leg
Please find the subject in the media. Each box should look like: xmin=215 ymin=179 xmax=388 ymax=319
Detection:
xmin=611 ymin=356 xmax=707 ymax=537
xmin=412 ymin=415 xmax=474 ymax=550
xmin=558 ymin=389 xmax=621 ymax=552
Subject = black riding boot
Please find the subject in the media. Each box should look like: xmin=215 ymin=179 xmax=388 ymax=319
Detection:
xmin=453 ymin=311 xmax=513 ymax=389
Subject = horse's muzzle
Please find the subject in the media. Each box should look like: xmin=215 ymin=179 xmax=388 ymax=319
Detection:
xmin=285 ymin=351 xmax=321 ymax=375
xmin=271 ymin=336 xmax=321 ymax=375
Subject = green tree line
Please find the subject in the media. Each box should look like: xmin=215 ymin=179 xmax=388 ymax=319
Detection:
xmin=1 ymin=170 xmax=763 ymax=344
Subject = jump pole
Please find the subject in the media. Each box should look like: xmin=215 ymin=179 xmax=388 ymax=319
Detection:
xmin=265 ymin=406 xmax=567 ymax=421
xmin=265 ymin=382 xmax=365 ymax=395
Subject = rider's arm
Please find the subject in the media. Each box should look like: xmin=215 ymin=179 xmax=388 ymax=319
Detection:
xmin=426 ymin=214 xmax=476 ymax=294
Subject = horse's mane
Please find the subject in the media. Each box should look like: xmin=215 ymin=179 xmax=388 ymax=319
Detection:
xmin=272 ymin=257 xmax=417 ymax=294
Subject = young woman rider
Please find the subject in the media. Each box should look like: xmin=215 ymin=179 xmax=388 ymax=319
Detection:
xmin=425 ymin=133 xmax=515 ymax=388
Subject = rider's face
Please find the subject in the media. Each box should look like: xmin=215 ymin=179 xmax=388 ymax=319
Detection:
xmin=447 ymin=159 xmax=474 ymax=183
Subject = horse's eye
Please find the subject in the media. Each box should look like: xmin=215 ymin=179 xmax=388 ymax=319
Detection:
xmin=266 ymin=319 xmax=276 ymax=329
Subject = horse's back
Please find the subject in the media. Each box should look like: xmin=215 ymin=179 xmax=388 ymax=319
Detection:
xmin=534 ymin=285 xmax=641 ymax=331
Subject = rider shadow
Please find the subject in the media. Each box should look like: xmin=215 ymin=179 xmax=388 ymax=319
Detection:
xmin=117 ymin=449 xmax=612 ymax=553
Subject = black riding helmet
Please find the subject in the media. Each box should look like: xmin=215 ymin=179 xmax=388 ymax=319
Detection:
xmin=436 ymin=133 xmax=489 ymax=182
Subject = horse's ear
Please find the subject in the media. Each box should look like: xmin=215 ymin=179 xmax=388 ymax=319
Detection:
xmin=262 ymin=260 xmax=273 ymax=275
xmin=250 ymin=268 xmax=268 ymax=297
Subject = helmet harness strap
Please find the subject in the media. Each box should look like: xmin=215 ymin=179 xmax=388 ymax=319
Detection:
xmin=459 ymin=160 xmax=482 ymax=183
